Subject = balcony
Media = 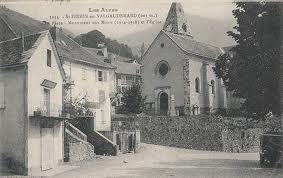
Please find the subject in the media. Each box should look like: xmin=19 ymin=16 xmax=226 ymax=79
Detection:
xmin=32 ymin=102 xmax=63 ymax=118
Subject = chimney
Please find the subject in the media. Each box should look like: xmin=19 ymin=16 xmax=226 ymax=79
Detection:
xmin=98 ymin=43 xmax=108 ymax=58
xmin=102 ymin=46 xmax=108 ymax=58
xmin=21 ymin=32 xmax=25 ymax=52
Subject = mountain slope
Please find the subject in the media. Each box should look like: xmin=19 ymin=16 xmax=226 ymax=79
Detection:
xmin=118 ymin=14 xmax=237 ymax=56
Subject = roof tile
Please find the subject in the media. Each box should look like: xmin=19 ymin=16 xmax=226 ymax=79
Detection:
xmin=164 ymin=31 xmax=223 ymax=59
xmin=0 ymin=32 xmax=46 ymax=67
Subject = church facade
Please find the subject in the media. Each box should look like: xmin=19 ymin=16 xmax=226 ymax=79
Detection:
xmin=141 ymin=2 xmax=239 ymax=116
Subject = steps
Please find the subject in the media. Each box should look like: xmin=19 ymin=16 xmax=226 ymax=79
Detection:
xmin=87 ymin=131 xmax=117 ymax=156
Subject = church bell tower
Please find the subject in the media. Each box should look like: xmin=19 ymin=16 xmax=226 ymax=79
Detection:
xmin=163 ymin=2 xmax=191 ymax=36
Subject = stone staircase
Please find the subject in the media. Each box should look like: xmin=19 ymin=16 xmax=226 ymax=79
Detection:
xmin=64 ymin=121 xmax=95 ymax=162
xmin=86 ymin=131 xmax=117 ymax=156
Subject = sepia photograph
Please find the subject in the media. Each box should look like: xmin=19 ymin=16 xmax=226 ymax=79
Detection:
xmin=0 ymin=0 xmax=282 ymax=177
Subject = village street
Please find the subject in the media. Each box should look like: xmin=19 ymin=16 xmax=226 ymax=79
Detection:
xmin=53 ymin=143 xmax=283 ymax=178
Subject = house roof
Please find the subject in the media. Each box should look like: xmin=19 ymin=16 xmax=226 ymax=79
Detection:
xmin=0 ymin=31 xmax=47 ymax=67
xmin=112 ymin=61 xmax=141 ymax=76
xmin=53 ymin=28 xmax=116 ymax=69
xmin=84 ymin=47 xmax=140 ymax=75
xmin=0 ymin=7 xmax=50 ymax=42
xmin=108 ymin=52 xmax=134 ymax=63
xmin=163 ymin=31 xmax=223 ymax=59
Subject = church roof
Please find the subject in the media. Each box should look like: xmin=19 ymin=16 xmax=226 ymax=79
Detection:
xmin=0 ymin=31 xmax=47 ymax=67
xmin=0 ymin=7 xmax=50 ymax=42
xmin=164 ymin=31 xmax=223 ymax=59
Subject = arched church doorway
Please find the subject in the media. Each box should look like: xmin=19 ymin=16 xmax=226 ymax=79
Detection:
xmin=159 ymin=92 xmax=168 ymax=115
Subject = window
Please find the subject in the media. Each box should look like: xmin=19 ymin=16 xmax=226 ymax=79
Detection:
xmin=161 ymin=43 xmax=164 ymax=48
xmin=98 ymin=71 xmax=103 ymax=81
xmin=47 ymin=49 xmax=51 ymax=67
xmin=159 ymin=63 xmax=169 ymax=76
xmin=211 ymin=80 xmax=215 ymax=94
xmin=136 ymin=68 xmax=140 ymax=74
xmin=0 ymin=83 xmax=4 ymax=108
xmin=195 ymin=77 xmax=200 ymax=93
xmin=156 ymin=61 xmax=170 ymax=77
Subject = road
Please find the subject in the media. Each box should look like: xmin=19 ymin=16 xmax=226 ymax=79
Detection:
xmin=53 ymin=143 xmax=283 ymax=178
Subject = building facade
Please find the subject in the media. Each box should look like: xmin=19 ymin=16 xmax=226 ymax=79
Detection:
xmin=0 ymin=31 xmax=65 ymax=175
xmin=141 ymin=2 xmax=239 ymax=116
xmin=113 ymin=60 xmax=142 ymax=106
xmin=51 ymin=28 xmax=116 ymax=131
xmin=85 ymin=46 xmax=142 ymax=107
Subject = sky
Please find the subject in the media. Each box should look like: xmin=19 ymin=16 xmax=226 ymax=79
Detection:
xmin=2 ymin=0 xmax=237 ymax=39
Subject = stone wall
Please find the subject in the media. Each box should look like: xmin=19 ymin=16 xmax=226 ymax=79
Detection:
xmin=137 ymin=115 xmax=223 ymax=151
xmin=65 ymin=131 xmax=95 ymax=162
xmin=137 ymin=115 xmax=266 ymax=152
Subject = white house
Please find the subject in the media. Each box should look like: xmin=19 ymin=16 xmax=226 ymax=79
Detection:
xmin=0 ymin=31 xmax=65 ymax=175
xmin=85 ymin=47 xmax=142 ymax=107
xmin=51 ymin=27 xmax=116 ymax=131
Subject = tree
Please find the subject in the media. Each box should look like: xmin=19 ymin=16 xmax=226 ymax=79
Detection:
xmin=82 ymin=30 xmax=106 ymax=48
xmin=75 ymin=30 xmax=135 ymax=59
xmin=121 ymin=83 xmax=145 ymax=114
xmin=213 ymin=2 xmax=281 ymax=119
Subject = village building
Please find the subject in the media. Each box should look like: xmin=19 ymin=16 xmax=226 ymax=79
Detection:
xmin=0 ymin=30 xmax=66 ymax=175
xmin=85 ymin=46 xmax=141 ymax=153
xmin=141 ymin=2 xmax=240 ymax=116
xmin=84 ymin=46 xmax=142 ymax=107
xmin=51 ymin=28 xmax=117 ymax=132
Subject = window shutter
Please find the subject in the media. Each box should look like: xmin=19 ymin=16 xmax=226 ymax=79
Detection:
xmin=103 ymin=71 xmax=107 ymax=81
xmin=0 ymin=83 xmax=4 ymax=108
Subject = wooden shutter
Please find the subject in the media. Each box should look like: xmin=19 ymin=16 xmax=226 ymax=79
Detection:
xmin=103 ymin=71 xmax=107 ymax=81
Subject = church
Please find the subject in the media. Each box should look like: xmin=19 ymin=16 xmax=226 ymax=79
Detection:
xmin=141 ymin=2 xmax=240 ymax=116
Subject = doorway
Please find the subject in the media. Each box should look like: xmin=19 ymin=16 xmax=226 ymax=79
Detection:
xmin=159 ymin=92 xmax=168 ymax=115
xmin=128 ymin=134 xmax=133 ymax=152
xmin=41 ymin=122 xmax=54 ymax=171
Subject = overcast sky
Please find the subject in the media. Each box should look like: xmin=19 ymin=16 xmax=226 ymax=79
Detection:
xmin=3 ymin=0 xmax=236 ymax=39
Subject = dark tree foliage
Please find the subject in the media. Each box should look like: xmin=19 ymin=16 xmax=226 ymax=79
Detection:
xmin=74 ymin=30 xmax=134 ymax=58
xmin=213 ymin=2 xmax=281 ymax=119
xmin=121 ymin=83 xmax=144 ymax=114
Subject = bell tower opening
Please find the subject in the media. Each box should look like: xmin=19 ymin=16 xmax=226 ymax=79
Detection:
xmin=162 ymin=2 xmax=191 ymax=37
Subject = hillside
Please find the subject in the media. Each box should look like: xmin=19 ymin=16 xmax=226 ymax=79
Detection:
xmin=118 ymin=14 xmax=237 ymax=56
